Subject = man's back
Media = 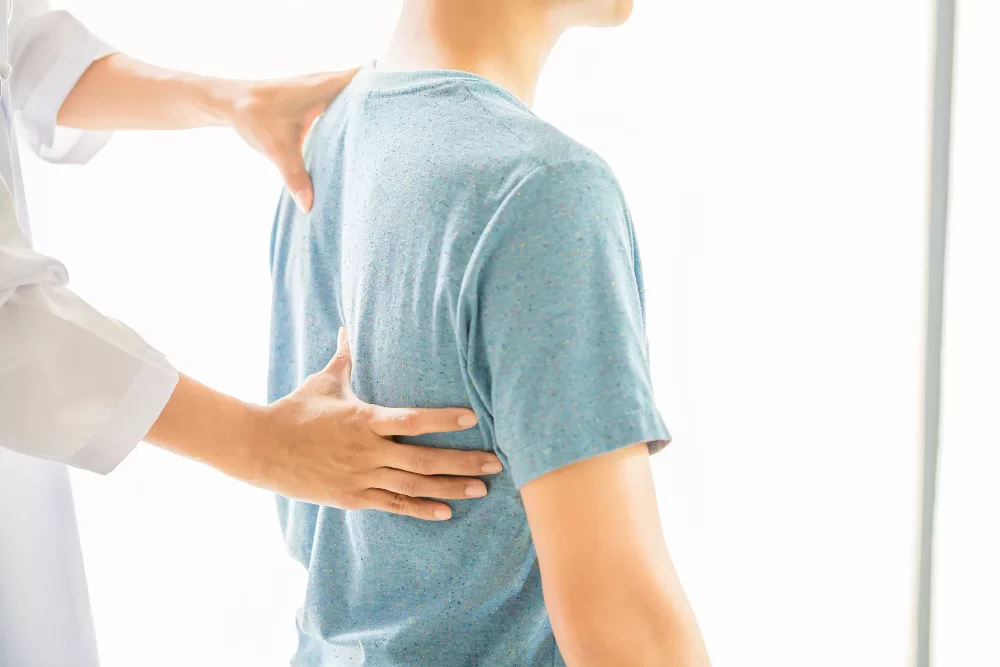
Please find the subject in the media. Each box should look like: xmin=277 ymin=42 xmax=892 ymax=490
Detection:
xmin=268 ymin=64 xmax=669 ymax=666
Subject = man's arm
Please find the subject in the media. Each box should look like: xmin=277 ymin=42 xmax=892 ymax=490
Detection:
xmin=521 ymin=444 xmax=711 ymax=666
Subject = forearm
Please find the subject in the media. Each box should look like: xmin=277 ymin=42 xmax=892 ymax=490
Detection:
xmin=53 ymin=50 xmax=359 ymax=211
xmin=144 ymin=373 xmax=263 ymax=479
xmin=553 ymin=583 xmax=710 ymax=667
xmin=56 ymin=53 xmax=238 ymax=131
xmin=140 ymin=363 xmax=499 ymax=516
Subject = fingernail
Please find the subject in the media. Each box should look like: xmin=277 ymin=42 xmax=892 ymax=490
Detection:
xmin=457 ymin=413 xmax=478 ymax=427
xmin=482 ymin=461 xmax=502 ymax=474
xmin=465 ymin=483 xmax=487 ymax=498
xmin=433 ymin=508 xmax=452 ymax=520
xmin=292 ymin=190 xmax=311 ymax=212
xmin=337 ymin=327 xmax=347 ymax=349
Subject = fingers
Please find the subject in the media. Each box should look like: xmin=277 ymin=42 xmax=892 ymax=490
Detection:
xmin=373 ymin=468 xmax=488 ymax=500
xmin=323 ymin=326 xmax=353 ymax=377
xmin=382 ymin=441 xmax=503 ymax=477
xmin=314 ymin=67 xmax=362 ymax=102
xmin=367 ymin=405 xmax=479 ymax=437
xmin=285 ymin=71 xmax=361 ymax=214
xmin=361 ymin=489 xmax=454 ymax=521
xmin=280 ymin=157 xmax=314 ymax=213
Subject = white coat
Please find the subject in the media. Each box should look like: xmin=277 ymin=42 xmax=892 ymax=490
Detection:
xmin=0 ymin=1 xmax=179 ymax=664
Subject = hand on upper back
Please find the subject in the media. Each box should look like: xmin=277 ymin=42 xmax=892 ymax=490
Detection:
xmin=520 ymin=443 xmax=711 ymax=666
xmin=226 ymin=68 xmax=360 ymax=213
xmin=248 ymin=328 xmax=502 ymax=520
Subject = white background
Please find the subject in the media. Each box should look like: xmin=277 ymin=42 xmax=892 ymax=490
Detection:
xmin=932 ymin=1 xmax=1000 ymax=665
xmin=22 ymin=1 xmax=990 ymax=666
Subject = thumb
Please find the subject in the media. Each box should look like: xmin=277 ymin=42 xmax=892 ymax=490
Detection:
xmin=282 ymin=69 xmax=361 ymax=212
xmin=279 ymin=150 xmax=314 ymax=213
xmin=313 ymin=67 xmax=362 ymax=106
xmin=323 ymin=327 xmax=353 ymax=391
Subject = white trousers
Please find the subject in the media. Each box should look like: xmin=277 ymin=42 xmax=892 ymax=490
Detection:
xmin=0 ymin=448 xmax=99 ymax=667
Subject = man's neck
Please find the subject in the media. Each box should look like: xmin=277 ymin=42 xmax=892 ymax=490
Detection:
xmin=377 ymin=1 xmax=566 ymax=107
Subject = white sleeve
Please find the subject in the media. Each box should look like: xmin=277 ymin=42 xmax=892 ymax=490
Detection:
xmin=9 ymin=1 xmax=117 ymax=163
xmin=0 ymin=185 xmax=178 ymax=474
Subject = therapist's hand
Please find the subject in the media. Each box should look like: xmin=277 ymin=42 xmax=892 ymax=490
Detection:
xmin=226 ymin=69 xmax=360 ymax=213
xmin=59 ymin=53 xmax=357 ymax=212
xmin=246 ymin=328 xmax=500 ymax=519
xmin=146 ymin=328 xmax=500 ymax=521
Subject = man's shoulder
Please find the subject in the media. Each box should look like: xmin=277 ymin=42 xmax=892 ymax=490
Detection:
xmin=416 ymin=79 xmax=604 ymax=180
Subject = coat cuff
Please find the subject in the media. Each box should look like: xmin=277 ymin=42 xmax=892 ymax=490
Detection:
xmin=68 ymin=363 xmax=179 ymax=474
xmin=14 ymin=11 xmax=117 ymax=164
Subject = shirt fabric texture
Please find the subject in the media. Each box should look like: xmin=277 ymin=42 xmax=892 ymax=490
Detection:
xmin=268 ymin=63 xmax=670 ymax=667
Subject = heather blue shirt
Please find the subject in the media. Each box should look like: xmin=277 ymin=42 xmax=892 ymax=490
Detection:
xmin=268 ymin=64 xmax=670 ymax=667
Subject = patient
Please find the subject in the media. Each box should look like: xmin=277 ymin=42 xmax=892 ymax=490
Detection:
xmin=268 ymin=0 xmax=711 ymax=664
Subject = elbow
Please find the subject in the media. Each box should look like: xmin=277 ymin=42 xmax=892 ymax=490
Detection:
xmin=552 ymin=602 xmax=711 ymax=667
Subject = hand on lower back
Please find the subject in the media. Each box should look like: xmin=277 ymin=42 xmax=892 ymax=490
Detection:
xmin=148 ymin=328 xmax=500 ymax=521
xmin=243 ymin=328 xmax=501 ymax=520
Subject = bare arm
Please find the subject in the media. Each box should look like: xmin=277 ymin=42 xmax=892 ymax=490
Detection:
xmin=57 ymin=53 xmax=239 ymax=131
xmin=4 ymin=12 xmax=496 ymax=515
xmin=521 ymin=443 xmax=711 ymax=666
xmin=146 ymin=330 xmax=500 ymax=520
xmin=57 ymin=53 xmax=357 ymax=211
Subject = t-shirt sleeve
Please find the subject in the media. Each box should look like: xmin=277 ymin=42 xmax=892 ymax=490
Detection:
xmin=462 ymin=159 xmax=670 ymax=488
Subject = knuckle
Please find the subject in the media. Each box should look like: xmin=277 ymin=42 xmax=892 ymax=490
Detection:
xmin=409 ymin=452 xmax=431 ymax=474
xmin=305 ymin=370 xmax=337 ymax=395
xmin=387 ymin=493 xmax=409 ymax=514
xmin=396 ymin=411 xmax=418 ymax=432
xmin=454 ymin=456 xmax=479 ymax=476
xmin=347 ymin=408 xmax=370 ymax=430
xmin=399 ymin=477 xmax=421 ymax=497
xmin=345 ymin=439 xmax=367 ymax=462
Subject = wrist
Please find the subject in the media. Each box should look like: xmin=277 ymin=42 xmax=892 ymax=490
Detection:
xmin=146 ymin=374 xmax=269 ymax=480
xmin=196 ymin=77 xmax=245 ymax=128
xmin=231 ymin=402 xmax=283 ymax=485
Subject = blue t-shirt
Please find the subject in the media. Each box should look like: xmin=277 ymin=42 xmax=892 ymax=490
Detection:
xmin=268 ymin=64 xmax=670 ymax=667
